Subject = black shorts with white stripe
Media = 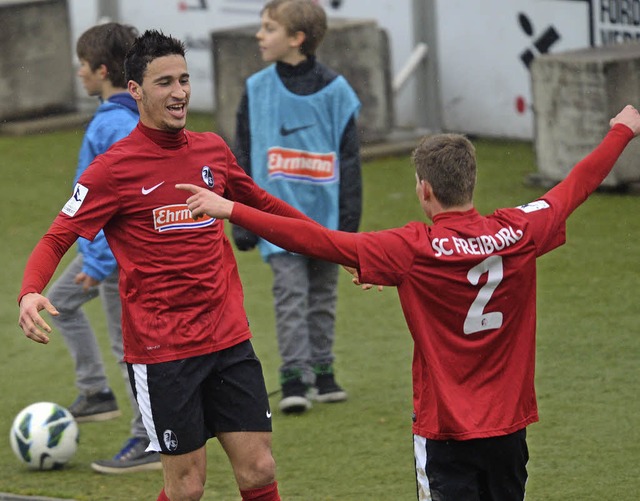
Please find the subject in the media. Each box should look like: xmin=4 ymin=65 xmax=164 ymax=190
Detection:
xmin=128 ymin=340 xmax=272 ymax=455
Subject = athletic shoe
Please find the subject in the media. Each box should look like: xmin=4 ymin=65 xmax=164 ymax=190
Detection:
xmin=312 ymin=364 xmax=348 ymax=403
xmin=279 ymin=369 xmax=312 ymax=414
xmin=91 ymin=437 xmax=162 ymax=474
xmin=68 ymin=388 xmax=121 ymax=423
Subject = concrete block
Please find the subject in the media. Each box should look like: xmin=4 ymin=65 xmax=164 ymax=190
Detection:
xmin=531 ymin=42 xmax=640 ymax=187
xmin=0 ymin=0 xmax=75 ymax=122
xmin=211 ymin=18 xmax=393 ymax=146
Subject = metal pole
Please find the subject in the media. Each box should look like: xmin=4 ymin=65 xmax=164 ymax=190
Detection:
xmin=413 ymin=0 xmax=442 ymax=132
xmin=97 ymin=0 xmax=119 ymax=23
xmin=393 ymin=42 xmax=429 ymax=93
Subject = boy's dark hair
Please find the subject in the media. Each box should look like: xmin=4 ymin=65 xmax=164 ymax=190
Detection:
xmin=125 ymin=30 xmax=186 ymax=85
xmin=76 ymin=22 xmax=138 ymax=88
xmin=412 ymin=134 xmax=477 ymax=208
xmin=262 ymin=0 xmax=327 ymax=57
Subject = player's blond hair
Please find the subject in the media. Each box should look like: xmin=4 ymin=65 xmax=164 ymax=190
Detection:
xmin=412 ymin=134 xmax=477 ymax=208
xmin=262 ymin=0 xmax=327 ymax=56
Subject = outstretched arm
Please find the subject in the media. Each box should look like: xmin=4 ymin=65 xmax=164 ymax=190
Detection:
xmin=177 ymin=183 xmax=360 ymax=268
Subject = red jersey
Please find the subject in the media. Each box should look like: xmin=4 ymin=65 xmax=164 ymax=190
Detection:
xmin=21 ymin=123 xmax=310 ymax=364
xmin=227 ymin=124 xmax=634 ymax=440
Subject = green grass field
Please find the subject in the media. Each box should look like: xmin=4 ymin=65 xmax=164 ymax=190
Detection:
xmin=0 ymin=114 xmax=638 ymax=500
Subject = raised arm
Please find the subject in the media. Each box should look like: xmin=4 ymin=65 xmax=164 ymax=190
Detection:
xmin=543 ymin=105 xmax=640 ymax=218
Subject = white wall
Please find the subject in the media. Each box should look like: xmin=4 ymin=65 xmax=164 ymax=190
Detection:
xmin=67 ymin=0 xmax=416 ymax=123
xmin=435 ymin=0 xmax=590 ymax=139
xmin=67 ymin=0 xmax=640 ymax=139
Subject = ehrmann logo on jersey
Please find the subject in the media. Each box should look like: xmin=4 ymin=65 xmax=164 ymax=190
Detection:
xmin=153 ymin=204 xmax=214 ymax=232
xmin=267 ymin=147 xmax=336 ymax=183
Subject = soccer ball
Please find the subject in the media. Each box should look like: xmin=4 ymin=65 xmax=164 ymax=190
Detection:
xmin=9 ymin=402 xmax=79 ymax=470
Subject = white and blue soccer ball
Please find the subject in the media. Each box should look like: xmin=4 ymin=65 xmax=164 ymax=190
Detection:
xmin=9 ymin=402 xmax=79 ymax=470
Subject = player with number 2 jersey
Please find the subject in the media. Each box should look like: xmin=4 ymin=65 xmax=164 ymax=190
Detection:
xmin=177 ymin=104 xmax=640 ymax=501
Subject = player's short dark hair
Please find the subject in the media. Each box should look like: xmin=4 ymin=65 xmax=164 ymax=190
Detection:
xmin=412 ymin=134 xmax=477 ymax=208
xmin=76 ymin=22 xmax=138 ymax=88
xmin=262 ymin=0 xmax=327 ymax=56
xmin=125 ymin=30 xmax=186 ymax=85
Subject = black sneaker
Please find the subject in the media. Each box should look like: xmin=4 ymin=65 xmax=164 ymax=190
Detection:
xmin=279 ymin=369 xmax=312 ymax=414
xmin=313 ymin=364 xmax=348 ymax=403
xmin=91 ymin=437 xmax=162 ymax=474
xmin=68 ymin=388 xmax=121 ymax=423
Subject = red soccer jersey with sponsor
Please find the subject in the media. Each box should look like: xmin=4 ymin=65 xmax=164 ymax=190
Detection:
xmin=228 ymin=124 xmax=634 ymax=440
xmin=353 ymin=207 xmax=559 ymax=440
xmin=49 ymin=123 xmax=306 ymax=364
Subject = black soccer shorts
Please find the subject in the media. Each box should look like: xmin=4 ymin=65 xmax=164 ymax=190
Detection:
xmin=414 ymin=428 xmax=529 ymax=501
xmin=128 ymin=340 xmax=272 ymax=455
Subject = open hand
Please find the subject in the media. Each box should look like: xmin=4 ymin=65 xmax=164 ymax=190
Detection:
xmin=18 ymin=293 xmax=59 ymax=344
xmin=342 ymin=266 xmax=383 ymax=292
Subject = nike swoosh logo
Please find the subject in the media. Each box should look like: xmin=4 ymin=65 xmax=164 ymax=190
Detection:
xmin=280 ymin=123 xmax=314 ymax=136
xmin=266 ymin=410 xmax=272 ymax=419
xmin=141 ymin=181 xmax=165 ymax=195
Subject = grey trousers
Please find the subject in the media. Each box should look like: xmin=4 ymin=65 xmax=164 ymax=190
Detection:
xmin=268 ymin=253 xmax=339 ymax=384
xmin=47 ymin=254 xmax=145 ymax=438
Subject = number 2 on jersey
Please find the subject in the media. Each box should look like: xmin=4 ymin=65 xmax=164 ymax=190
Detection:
xmin=463 ymin=255 xmax=504 ymax=335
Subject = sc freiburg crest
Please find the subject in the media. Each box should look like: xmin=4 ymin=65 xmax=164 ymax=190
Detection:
xmin=202 ymin=166 xmax=214 ymax=188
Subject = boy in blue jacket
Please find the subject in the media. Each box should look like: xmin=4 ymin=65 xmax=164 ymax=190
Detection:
xmin=46 ymin=22 xmax=161 ymax=473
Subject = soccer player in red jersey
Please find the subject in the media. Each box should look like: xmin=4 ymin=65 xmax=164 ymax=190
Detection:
xmin=177 ymin=105 xmax=640 ymax=500
xmin=16 ymin=30 xmax=313 ymax=501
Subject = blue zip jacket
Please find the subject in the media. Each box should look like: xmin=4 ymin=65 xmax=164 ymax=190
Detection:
xmin=74 ymin=93 xmax=138 ymax=281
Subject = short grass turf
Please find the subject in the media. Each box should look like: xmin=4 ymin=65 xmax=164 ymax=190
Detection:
xmin=0 ymin=115 xmax=638 ymax=500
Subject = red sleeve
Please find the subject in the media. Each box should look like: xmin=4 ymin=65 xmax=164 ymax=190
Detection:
xmin=224 ymin=146 xmax=317 ymax=224
xmin=230 ymin=202 xmax=359 ymax=267
xmin=18 ymin=223 xmax=77 ymax=303
xmin=543 ymin=123 xmax=634 ymax=218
